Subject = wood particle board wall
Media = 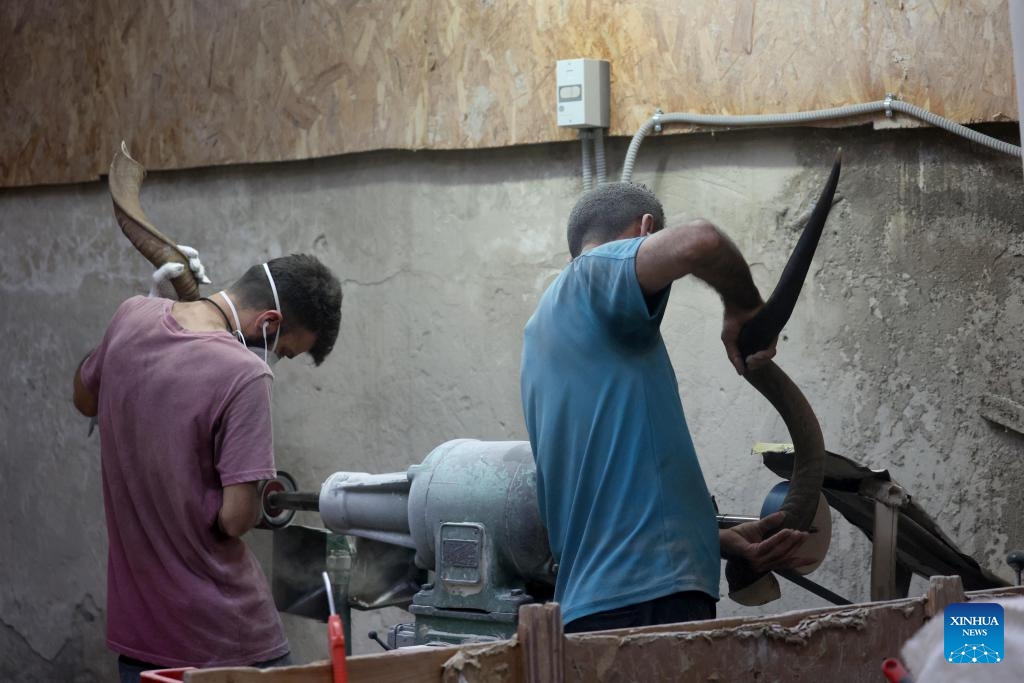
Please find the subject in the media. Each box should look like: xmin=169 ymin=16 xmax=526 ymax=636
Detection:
xmin=1 ymin=0 xmax=1017 ymax=187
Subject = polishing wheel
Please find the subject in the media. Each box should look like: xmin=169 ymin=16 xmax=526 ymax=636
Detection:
xmin=257 ymin=471 xmax=299 ymax=529
xmin=760 ymin=481 xmax=832 ymax=574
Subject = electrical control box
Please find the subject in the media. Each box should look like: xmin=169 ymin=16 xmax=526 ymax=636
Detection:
xmin=556 ymin=59 xmax=609 ymax=128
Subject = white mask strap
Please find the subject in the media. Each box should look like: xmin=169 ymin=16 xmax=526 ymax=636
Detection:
xmin=262 ymin=263 xmax=281 ymax=313
xmin=219 ymin=290 xmax=245 ymax=344
xmin=262 ymin=263 xmax=281 ymax=354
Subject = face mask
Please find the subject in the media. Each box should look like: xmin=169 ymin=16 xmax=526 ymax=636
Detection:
xmin=220 ymin=262 xmax=283 ymax=366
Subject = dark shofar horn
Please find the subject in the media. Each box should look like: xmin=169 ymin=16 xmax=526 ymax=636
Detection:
xmin=726 ymin=152 xmax=841 ymax=600
xmin=737 ymin=151 xmax=842 ymax=359
xmin=109 ymin=141 xmax=200 ymax=301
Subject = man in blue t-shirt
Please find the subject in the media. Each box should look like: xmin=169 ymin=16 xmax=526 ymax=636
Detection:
xmin=521 ymin=183 xmax=812 ymax=632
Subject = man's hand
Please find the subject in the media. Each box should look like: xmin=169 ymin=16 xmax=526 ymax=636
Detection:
xmin=148 ymin=245 xmax=212 ymax=297
xmin=719 ymin=511 xmax=814 ymax=575
xmin=722 ymin=303 xmax=777 ymax=375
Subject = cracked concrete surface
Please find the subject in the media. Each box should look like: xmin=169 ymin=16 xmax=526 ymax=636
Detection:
xmin=1 ymin=124 xmax=1022 ymax=678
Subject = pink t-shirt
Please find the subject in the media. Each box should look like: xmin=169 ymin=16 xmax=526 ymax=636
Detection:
xmin=80 ymin=296 xmax=288 ymax=667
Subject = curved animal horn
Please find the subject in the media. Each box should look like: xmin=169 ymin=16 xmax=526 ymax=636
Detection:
xmin=726 ymin=152 xmax=841 ymax=602
xmin=737 ymin=151 xmax=842 ymax=360
xmin=109 ymin=141 xmax=200 ymax=301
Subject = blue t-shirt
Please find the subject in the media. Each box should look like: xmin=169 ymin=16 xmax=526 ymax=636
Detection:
xmin=520 ymin=236 xmax=720 ymax=624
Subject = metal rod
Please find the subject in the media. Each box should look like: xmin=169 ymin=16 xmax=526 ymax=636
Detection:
xmin=268 ymin=491 xmax=321 ymax=511
xmin=718 ymin=513 xmax=819 ymax=533
xmin=778 ymin=570 xmax=853 ymax=605
xmin=367 ymin=631 xmax=392 ymax=651
xmin=717 ymin=514 xmax=760 ymax=529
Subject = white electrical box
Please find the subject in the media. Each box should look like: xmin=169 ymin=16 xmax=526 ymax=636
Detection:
xmin=556 ymin=58 xmax=609 ymax=128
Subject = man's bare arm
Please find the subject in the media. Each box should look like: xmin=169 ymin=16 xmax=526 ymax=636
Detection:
xmin=72 ymin=353 xmax=98 ymax=417
xmin=217 ymin=482 xmax=261 ymax=538
xmin=635 ymin=219 xmax=761 ymax=308
xmin=636 ymin=220 xmax=775 ymax=373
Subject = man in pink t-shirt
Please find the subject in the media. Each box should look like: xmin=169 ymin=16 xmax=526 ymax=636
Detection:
xmin=73 ymin=254 xmax=342 ymax=681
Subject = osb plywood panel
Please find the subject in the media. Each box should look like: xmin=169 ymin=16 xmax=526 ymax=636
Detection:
xmin=1 ymin=0 xmax=1016 ymax=187
xmin=1 ymin=0 xmax=102 ymax=187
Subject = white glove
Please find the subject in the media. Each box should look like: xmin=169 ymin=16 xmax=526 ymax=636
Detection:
xmin=148 ymin=245 xmax=212 ymax=297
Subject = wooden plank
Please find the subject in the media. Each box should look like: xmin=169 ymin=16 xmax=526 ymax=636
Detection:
xmin=871 ymin=499 xmax=900 ymax=601
xmin=183 ymin=643 xmax=521 ymax=683
xmin=562 ymin=595 xmax=923 ymax=640
xmin=186 ymin=646 xmax=461 ymax=683
xmin=565 ymin=600 xmax=929 ymax=682
xmin=441 ymin=639 xmax=519 ymax=683
xmin=181 ymin=586 xmax=1024 ymax=682
xmin=925 ymin=575 xmax=966 ymax=618
xmin=517 ymin=603 xmax=563 ymax=683
xmin=966 ymin=585 xmax=1024 ymax=599
xmin=1 ymin=0 xmax=1018 ymax=187
xmin=185 ymin=662 xmax=331 ymax=683
xmin=347 ymin=646 xmax=458 ymax=683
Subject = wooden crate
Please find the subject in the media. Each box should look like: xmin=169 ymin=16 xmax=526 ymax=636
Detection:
xmin=184 ymin=577 xmax=1024 ymax=682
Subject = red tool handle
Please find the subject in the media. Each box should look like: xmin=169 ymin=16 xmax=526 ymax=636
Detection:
xmin=881 ymin=658 xmax=914 ymax=683
xmin=328 ymin=613 xmax=347 ymax=683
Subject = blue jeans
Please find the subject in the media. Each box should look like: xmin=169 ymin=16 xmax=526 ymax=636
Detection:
xmin=117 ymin=652 xmax=292 ymax=683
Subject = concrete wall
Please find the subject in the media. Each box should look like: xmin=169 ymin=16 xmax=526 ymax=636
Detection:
xmin=2 ymin=124 xmax=1021 ymax=680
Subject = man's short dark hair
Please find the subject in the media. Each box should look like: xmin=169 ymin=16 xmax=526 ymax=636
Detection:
xmin=566 ymin=182 xmax=666 ymax=257
xmin=232 ymin=254 xmax=342 ymax=366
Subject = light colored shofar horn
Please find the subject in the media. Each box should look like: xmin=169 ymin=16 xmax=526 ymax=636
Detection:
xmin=108 ymin=141 xmax=200 ymax=301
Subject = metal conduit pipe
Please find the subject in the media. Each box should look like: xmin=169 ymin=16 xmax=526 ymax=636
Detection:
xmin=579 ymin=129 xmax=594 ymax=192
xmin=620 ymin=99 xmax=1022 ymax=183
xmin=890 ymin=99 xmax=1022 ymax=156
xmin=593 ymin=127 xmax=607 ymax=184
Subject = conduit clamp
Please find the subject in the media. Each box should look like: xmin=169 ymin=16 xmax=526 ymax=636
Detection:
xmin=884 ymin=93 xmax=895 ymax=118
xmin=653 ymin=108 xmax=664 ymax=133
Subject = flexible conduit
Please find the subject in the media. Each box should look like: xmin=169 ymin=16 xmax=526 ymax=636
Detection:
xmin=594 ymin=127 xmax=608 ymax=184
xmin=620 ymin=99 xmax=1022 ymax=183
xmin=580 ymin=129 xmax=594 ymax=192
